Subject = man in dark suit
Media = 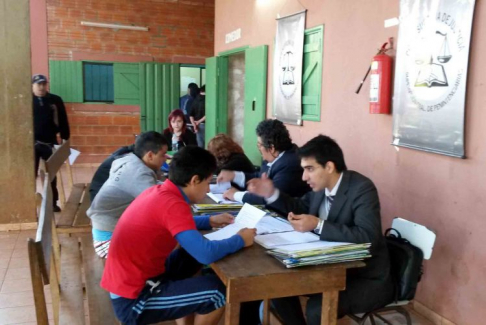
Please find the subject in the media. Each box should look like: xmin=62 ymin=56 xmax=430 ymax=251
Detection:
xmin=218 ymin=119 xmax=310 ymax=205
xmin=247 ymin=135 xmax=395 ymax=324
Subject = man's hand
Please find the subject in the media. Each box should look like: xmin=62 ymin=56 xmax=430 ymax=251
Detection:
xmin=246 ymin=173 xmax=275 ymax=198
xmin=288 ymin=212 xmax=320 ymax=232
xmin=209 ymin=213 xmax=235 ymax=228
xmin=237 ymin=228 xmax=257 ymax=247
xmin=217 ymin=170 xmax=236 ymax=183
xmin=223 ymin=187 xmax=238 ymax=201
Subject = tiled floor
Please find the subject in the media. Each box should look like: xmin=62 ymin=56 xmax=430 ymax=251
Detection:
xmin=0 ymin=165 xmax=436 ymax=325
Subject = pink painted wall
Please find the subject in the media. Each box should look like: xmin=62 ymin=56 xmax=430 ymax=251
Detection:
xmin=215 ymin=1 xmax=486 ymax=324
xmin=30 ymin=0 xmax=48 ymax=77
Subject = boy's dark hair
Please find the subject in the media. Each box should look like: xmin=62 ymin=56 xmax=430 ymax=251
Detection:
xmin=256 ymin=119 xmax=293 ymax=152
xmin=188 ymin=83 xmax=199 ymax=98
xmin=134 ymin=131 xmax=168 ymax=158
xmin=199 ymin=85 xmax=205 ymax=93
xmin=169 ymin=146 xmax=217 ymax=186
xmin=298 ymin=135 xmax=347 ymax=172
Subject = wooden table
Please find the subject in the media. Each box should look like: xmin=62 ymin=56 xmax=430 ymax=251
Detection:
xmin=210 ymin=242 xmax=364 ymax=325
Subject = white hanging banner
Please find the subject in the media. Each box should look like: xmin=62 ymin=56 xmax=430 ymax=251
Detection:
xmin=392 ymin=0 xmax=476 ymax=158
xmin=273 ymin=11 xmax=306 ymax=126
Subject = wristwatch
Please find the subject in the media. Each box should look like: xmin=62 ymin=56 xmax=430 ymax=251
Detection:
xmin=314 ymin=219 xmax=324 ymax=234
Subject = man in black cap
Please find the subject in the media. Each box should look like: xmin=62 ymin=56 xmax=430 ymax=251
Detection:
xmin=33 ymin=74 xmax=70 ymax=212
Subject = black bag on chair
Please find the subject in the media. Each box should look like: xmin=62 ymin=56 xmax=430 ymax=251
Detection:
xmin=385 ymin=228 xmax=424 ymax=301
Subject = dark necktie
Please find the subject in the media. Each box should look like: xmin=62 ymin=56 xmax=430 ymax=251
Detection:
xmin=327 ymin=195 xmax=334 ymax=212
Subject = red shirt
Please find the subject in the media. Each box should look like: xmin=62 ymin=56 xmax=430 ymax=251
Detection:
xmin=101 ymin=180 xmax=197 ymax=299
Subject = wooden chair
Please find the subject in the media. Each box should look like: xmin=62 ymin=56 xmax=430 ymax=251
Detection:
xmin=44 ymin=140 xmax=91 ymax=233
xmin=28 ymin=172 xmax=119 ymax=325
xmin=349 ymin=217 xmax=437 ymax=325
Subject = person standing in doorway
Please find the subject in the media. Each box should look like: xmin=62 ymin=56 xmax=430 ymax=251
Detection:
xmin=33 ymin=74 xmax=70 ymax=212
xmin=180 ymin=82 xmax=199 ymax=123
xmin=190 ymin=85 xmax=206 ymax=148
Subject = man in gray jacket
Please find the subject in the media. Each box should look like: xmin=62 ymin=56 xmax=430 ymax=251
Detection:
xmin=87 ymin=131 xmax=169 ymax=258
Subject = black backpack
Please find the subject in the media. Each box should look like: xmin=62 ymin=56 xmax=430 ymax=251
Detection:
xmin=385 ymin=228 xmax=424 ymax=301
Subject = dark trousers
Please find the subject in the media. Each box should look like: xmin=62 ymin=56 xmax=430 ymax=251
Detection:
xmin=271 ymin=294 xmax=350 ymax=325
xmin=35 ymin=142 xmax=59 ymax=205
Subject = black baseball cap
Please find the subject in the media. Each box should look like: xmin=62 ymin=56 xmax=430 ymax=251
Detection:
xmin=32 ymin=74 xmax=48 ymax=84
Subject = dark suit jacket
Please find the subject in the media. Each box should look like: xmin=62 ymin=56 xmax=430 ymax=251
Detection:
xmin=269 ymin=170 xmax=395 ymax=314
xmin=242 ymin=145 xmax=310 ymax=205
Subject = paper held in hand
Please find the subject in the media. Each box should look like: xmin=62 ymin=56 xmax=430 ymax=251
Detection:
xmin=204 ymin=203 xmax=266 ymax=241
xmin=209 ymin=182 xmax=231 ymax=194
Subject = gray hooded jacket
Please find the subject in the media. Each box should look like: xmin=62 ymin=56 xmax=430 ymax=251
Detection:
xmin=87 ymin=153 xmax=158 ymax=232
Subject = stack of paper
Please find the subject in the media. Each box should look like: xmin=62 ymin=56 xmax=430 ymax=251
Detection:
xmin=267 ymin=241 xmax=371 ymax=268
xmin=193 ymin=203 xmax=245 ymax=214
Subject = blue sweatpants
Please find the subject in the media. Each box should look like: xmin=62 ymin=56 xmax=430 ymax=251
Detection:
xmin=111 ymin=248 xmax=226 ymax=325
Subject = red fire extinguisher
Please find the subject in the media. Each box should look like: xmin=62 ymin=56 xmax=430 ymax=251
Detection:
xmin=356 ymin=41 xmax=393 ymax=114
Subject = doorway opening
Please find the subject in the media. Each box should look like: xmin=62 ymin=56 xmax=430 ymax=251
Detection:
xmin=227 ymin=52 xmax=246 ymax=148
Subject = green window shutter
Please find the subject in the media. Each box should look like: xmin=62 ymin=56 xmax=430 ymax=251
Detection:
xmin=49 ymin=60 xmax=83 ymax=103
xmin=139 ymin=63 xmax=179 ymax=132
xmin=84 ymin=62 xmax=114 ymax=102
xmin=114 ymin=63 xmax=140 ymax=105
xmin=302 ymin=25 xmax=324 ymax=121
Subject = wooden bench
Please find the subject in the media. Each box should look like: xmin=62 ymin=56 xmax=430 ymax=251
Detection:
xmin=28 ymin=173 xmax=119 ymax=325
xmin=44 ymin=140 xmax=91 ymax=233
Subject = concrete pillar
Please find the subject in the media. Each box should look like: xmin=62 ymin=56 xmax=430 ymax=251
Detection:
xmin=0 ymin=0 xmax=36 ymax=224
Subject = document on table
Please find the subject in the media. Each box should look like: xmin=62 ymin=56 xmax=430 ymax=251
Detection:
xmin=272 ymin=241 xmax=353 ymax=253
xmin=204 ymin=203 xmax=266 ymax=241
xmin=209 ymin=182 xmax=231 ymax=194
xmin=256 ymin=216 xmax=294 ymax=235
xmin=206 ymin=193 xmax=238 ymax=204
xmin=255 ymin=231 xmax=320 ymax=249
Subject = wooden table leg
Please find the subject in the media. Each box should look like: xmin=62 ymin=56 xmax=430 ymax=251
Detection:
xmin=321 ymin=290 xmax=339 ymax=325
xmin=225 ymin=302 xmax=240 ymax=325
xmin=262 ymin=299 xmax=270 ymax=325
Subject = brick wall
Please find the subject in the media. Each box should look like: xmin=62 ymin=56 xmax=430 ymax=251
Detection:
xmin=45 ymin=0 xmax=215 ymax=164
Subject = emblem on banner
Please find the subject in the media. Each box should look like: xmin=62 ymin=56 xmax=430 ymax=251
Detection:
xmin=279 ymin=40 xmax=298 ymax=100
xmin=404 ymin=12 xmax=465 ymax=112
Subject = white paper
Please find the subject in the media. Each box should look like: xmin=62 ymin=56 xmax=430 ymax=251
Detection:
xmin=209 ymin=182 xmax=231 ymax=194
xmin=384 ymin=17 xmax=399 ymax=28
xmin=204 ymin=203 xmax=266 ymax=241
xmin=68 ymin=148 xmax=80 ymax=165
xmin=255 ymin=231 xmax=320 ymax=249
xmin=206 ymin=193 xmax=238 ymax=205
xmin=256 ymin=217 xmax=294 ymax=235
xmin=273 ymin=241 xmax=352 ymax=253
xmin=53 ymin=145 xmax=81 ymax=165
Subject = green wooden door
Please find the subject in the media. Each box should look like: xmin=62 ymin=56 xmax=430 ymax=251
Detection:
xmin=114 ymin=63 xmax=140 ymax=105
xmin=302 ymin=25 xmax=324 ymax=121
xmin=139 ymin=63 xmax=180 ymax=132
xmin=243 ymin=45 xmax=268 ymax=165
xmin=205 ymin=56 xmax=228 ymax=146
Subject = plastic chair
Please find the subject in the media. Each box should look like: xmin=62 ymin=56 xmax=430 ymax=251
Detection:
xmin=349 ymin=217 xmax=436 ymax=325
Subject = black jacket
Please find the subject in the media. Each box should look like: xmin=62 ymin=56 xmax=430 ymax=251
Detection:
xmin=269 ymin=170 xmax=395 ymax=314
xmin=33 ymin=93 xmax=70 ymax=144
xmin=89 ymin=145 xmax=134 ymax=202
xmin=242 ymin=145 xmax=310 ymax=205
xmin=163 ymin=129 xmax=197 ymax=151
xmin=219 ymin=152 xmax=255 ymax=174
